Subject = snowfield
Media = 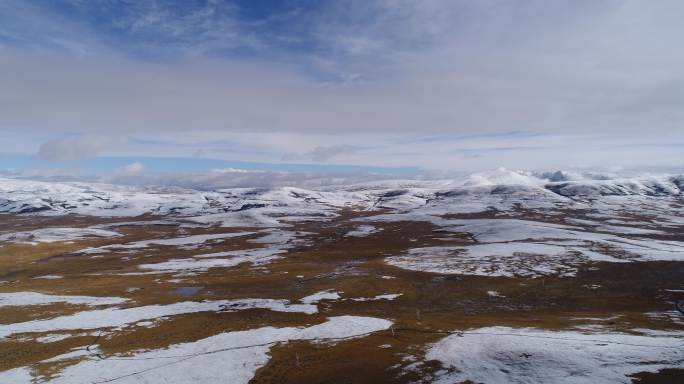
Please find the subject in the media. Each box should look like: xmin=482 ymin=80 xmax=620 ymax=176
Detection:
xmin=2 ymin=170 xmax=682 ymax=278
xmin=0 ymin=316 xmax=393 ymax=384
xmin=0 ymin=292 xmax=128 ymax=308
xmin=427 ymin=326 xmax=684 ymax=384
xmin=385 ymin=218 xmax=684 ymax=277
xmin=0 ymin=227 xmax=120 ymax=244
xmin=137 ymin=230 xmax=306 ymax=273
xmin=0 ymin=298 xmax=318 ymax=338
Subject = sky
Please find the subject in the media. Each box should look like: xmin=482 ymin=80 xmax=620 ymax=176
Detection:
xmin=1 ymin=0 xmax=683 ymax=184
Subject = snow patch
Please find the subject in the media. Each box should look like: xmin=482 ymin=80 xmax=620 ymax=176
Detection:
xmin=345 ymin=225 xmax=378 ymax=237
xmin=1 ymin=316 xmax=393 ymax=384
xmin=0 ymin=292 xmax=128 ymax=308
xmin=350 ymin=293 xmax=402 ymax=302
xmin=0 ymin=298 xmax=317 ymax=338
xmin=427 ymin=326 xmax=684 ymax=384
xmin=300 ymin=290 xmax=342 ymax=304
xmin=0 ymin=227 xmax=119 ymax=244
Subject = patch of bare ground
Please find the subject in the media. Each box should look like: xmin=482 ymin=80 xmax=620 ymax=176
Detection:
xmin=250 ymin=333 xmax=440 ymax=384
xmin=630 ymin=369 xmax=684 ymax=383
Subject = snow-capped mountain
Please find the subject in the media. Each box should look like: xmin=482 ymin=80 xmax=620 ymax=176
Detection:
xmin=0 ymin=169 xmax=681 ymax=229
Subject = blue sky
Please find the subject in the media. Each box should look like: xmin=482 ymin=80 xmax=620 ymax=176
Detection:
xmin=1 ymin=0 xmax=683 ymax=181
xmin=1 ymin=154 xmax=419 ymax=175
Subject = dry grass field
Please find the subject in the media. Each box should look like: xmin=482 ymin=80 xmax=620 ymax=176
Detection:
xmin=1 ymin=209 xmax=682 ymax=383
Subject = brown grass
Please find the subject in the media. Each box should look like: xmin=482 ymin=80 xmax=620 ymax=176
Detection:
xmin=0 ymin=212 xmax=682 ymax=383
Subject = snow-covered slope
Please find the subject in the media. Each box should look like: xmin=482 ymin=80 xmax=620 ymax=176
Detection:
xmin=0 ymin=178 xmax=367 ymax=225
xmin=0 ymin=169 xmax=681 ymax=225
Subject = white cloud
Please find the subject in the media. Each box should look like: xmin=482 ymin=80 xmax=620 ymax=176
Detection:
xmin=121 ymin=130 xmax=684 ymax=171
xmin=2 ymin=49 xmax=678 ymax=139
xmin=114 ymin=162 xmax=145 ymax=176
xmin=104 ymin=168 xmax=406 ymax=190
xmin=35 ymin=135 xmax=124 ymax=162
xmin=287 ymin=145 xmax=360 ymax=162
xmin=1 ymin=1 xmax=683 ymax=171
xmin=2 ymin=1 xmax=683 ymax=138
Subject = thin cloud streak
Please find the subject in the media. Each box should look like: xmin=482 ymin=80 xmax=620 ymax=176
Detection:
xmin=35 ymin=135 xmax=126 ymax=162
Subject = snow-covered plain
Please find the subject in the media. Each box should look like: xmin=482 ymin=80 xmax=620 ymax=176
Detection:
xmin=137 ymin=230 xmax=306 ymax=273
xmin=0 ymin=227 xmax=119 ymax=244
xmin=0 ymin=316 xmax=392 ymax=384
xmin=1 ymin=170 xmax=683 ymax=382
xmin=116 ymin=232 xmax=254 ymax=249
xmin=0 ymin=292 xmax=128 ymax=308
xmin=0 ymin=298 xmax=317 ymax=338
xmin=385 ymin=218 xmax=684 ymax=277
xmin=77 ymin=231 xmax=256 ymax=255
xmin=2 ymin=170 xmax=682 ymax=278
xmin=427 ymin=326 xmax=684 ymax=384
